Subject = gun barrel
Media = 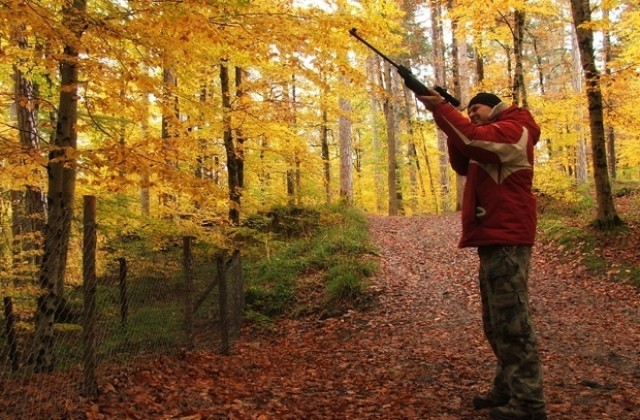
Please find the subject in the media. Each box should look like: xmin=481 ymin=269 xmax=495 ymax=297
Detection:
xmin=348 ymin=28 xmax=400 ymax=69
xmin=348 ymin=28 xmax=461 ymax=107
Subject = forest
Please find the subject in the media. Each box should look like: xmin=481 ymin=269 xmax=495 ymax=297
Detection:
xmin=0 ymin=0 xmax=639 ymax=418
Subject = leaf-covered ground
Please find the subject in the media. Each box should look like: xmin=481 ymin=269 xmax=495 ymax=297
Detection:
xmin=12 ymin=214 xmax=640 ymax=419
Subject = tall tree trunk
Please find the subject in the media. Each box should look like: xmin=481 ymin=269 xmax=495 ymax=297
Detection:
xmin=602 ymin=7 xmax=616 ymax=180
xmin=569 ymin=0 xmax=622 ymax=228
xmin=402 ymin=88 xmax=419 ymax=212
xmin=382 ymin=62 xmax=399 ymax=216
xmin=32 ymin=0 xmax=87 ymax=372
xmin=259 ymin=136 xmax=270 ymax=206
xmin=512 ymin=10 xmax=528 ymax=108
xmin=528 ymin=31 xmax=546 ymax=95
xmin=195 ymin=82 xmax=208 ymax=183
xmin=368 ymin=56 xmax=384 ymax=213
xmin=282 ymin=76 xmax=297 ymax=205
xmin=474 ymin=44 xmax=485 ymax=84
xmin=430 ymin=0 xmax=450 ymax=212
xmin=12 ymin=27 xmax=46 ymax=279
xmin=220 ymin=64 xmax=240 ymax=225
xmin=448 ymin=0 xmax=465 ymax=211
xmin=392 ymin=76 xmax=404 ymax=214
xmin=11 ymin=190 xmax=26 ymax=271
xmin=417 ymin=123 xmax=439 ymax=214
xmin=291 ymin=76 xmax=302 ymax=206
xmin=321 ymin=107 xmax=331 ymax=204
xmin=234 ymin=67 xmax=246 ymax=191
xmin=160 ymin=66 xmax=179 ymax=210
xmin=339 ymin=75 xmax=354 ymax=206
xmin=139 ymin=71 xmax=151 ymax=216
xmin=571 ymin=27 xmax=589 ymax=185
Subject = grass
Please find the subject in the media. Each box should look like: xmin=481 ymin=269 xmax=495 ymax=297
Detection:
xmin=242 ymin=204 xmax=378 ymax=321
xmin=537 ymin=181 xmax=640 ymax=287
xmin=97 ymin=303 xmax=185 ymax=357
xmin=0 ymin=203 xmax=378 ymax=372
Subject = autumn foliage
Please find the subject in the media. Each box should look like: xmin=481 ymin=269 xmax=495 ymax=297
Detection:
xmin=1 ymin=0 xmax=640 ymax=418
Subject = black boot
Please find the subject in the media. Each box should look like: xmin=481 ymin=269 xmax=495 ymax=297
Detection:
xmin=472 ymin=391 xmax=510 ymax=410
xmin=490 ymin=401 xmax=547 ymax=419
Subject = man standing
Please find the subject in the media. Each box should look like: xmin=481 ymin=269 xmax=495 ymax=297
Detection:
xmin=417 ymin=90 xmax=547 ymax=420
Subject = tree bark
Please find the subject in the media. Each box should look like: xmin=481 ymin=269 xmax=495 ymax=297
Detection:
xmin=220 ymin=64 xmax=240 ymax=225
xmin=368 ymin=56 xmax=384 ymax=213
xmin=382 ymin=62 xmax=399 ymax=216
xmin=570 ymin=27 xmax=589 ymax=185
xmin=430 ymin=0 xmax=450 ymax=212
xmin=140 ymin=79 xmax=151 ymax=216
xmin=569 ymin=0 xmax=622 ymax=228
xmin=339 ymin=75 xmax=354 ymax=206
xmin=475 ymin=44 xmax=485 ymax=84
xmin=448 ymin=0 xmax=465 ymax=211
xmin=321 ymin=107 xmax=331 ymax=204
xmin=602 ymin=7 xmax=616 ymax=180
xmin=234 ymin=67 xmax=246 ymax=191
xmin=12 ymin=26 xmax=47 ymax=278
xmin=32 ymin=0 xmax=87 ymax=372
xmin=282 ymin=76 xmax=297 ymax=205
xmin=513 ymin=10 xmax=528 ymax=108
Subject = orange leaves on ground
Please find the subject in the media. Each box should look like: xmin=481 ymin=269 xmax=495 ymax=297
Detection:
xmin=7 ymin=213 xmax=638 ymax=419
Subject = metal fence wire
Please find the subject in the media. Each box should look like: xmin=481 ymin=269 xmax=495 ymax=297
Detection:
xmin=0 ymin=195 xmax=245 ymax=418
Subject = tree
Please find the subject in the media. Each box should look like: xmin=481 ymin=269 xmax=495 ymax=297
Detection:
xmin=602 ymin=5 xmax=617 ymax=180
xmin=221 ymin=63 xmax=241 ymax=225
xmin=31 ymin=0 xmax=88 ymax=372
xmin=339 ymin=77 xmax=354 ymax=205
xmin=448 ymin=0 xmax=465 ymax=211
xmin=430 ymin=0 xmax=451 ymax=212
xmin=382 ymin=62 xmax=401 ymax=216
xmin=11 ymin=24 xmax=46 ymax=276
xmin=512 ymin=10 xmax=528 ymax=107
xmin=366 ymin=56 xmax=385 ymax=213
xmin=569 ymin=0 xmax=623 ymax=228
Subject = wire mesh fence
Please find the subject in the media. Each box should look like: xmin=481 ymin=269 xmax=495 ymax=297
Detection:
xmin=0 ymin=195 xmax=244 ymax=417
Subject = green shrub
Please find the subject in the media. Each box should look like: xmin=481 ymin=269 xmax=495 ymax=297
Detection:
xmin=324 ymin=263 xmax=369 ymax=304
xmin=242 ymin=204 xmax=378 ymax=322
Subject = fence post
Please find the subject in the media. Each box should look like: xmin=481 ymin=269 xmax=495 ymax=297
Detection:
xmin=82 ymin=195 xmax=98 ymax=398
xmin=118 ymin=257 xmax=128 ymax=328
xmin=3 ymin=297 xmax=20 ymax=372
xmin=183 ymin=236 xmax=195 ymax=349
xmin=217 ymin=254 xmax=229 ymax=355
xmin=229 ymin=250 xmax=244 ymax=340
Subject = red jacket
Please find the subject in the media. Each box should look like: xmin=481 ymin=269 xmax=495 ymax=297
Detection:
xmin=432 ymin=102 xmax=540 ymax=248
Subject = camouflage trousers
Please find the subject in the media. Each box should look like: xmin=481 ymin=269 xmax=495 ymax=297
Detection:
xmin=478 ymin=245 xmax=546 ymax=410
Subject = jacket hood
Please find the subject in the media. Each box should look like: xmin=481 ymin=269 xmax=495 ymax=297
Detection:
xmin=494 ymin=104 xmax=541 ymax=145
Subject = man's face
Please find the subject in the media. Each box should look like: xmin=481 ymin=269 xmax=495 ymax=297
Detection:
xmin=467 ymin=104 xmax=493 ymax=125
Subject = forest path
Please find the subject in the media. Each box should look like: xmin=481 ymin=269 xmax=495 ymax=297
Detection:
xmin=77 ymin=214 xmax=639 ymax=419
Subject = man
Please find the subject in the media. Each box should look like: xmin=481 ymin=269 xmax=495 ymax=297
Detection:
xmin=417 ymin=90 xmax=547 ymax=420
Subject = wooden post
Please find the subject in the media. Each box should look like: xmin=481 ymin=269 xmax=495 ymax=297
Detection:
xmin=118 ymin=257 xmax=128 ymax=328
xmin=217 ymin=254 xmax=229 ymax=355
xmin=183 ymin=236 xmax=195 ymax=349
xmin=3 ymin=297 xmax=20 ymax=372
xmin=82 ymin=195 xmax=98 ymax=398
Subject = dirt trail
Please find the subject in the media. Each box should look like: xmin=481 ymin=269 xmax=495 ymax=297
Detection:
xmin=72 ymin=214 xmax=640 ymax=419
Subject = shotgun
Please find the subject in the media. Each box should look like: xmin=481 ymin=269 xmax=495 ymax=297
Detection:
xmin=349 ymin=28 xmax=460 ymax=107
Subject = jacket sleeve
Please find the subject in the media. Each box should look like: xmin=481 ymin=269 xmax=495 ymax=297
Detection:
xmin=447 ymin=137 xmax=469 ymax=175
xmin=432 ymin=102 xmax=523 ymax=165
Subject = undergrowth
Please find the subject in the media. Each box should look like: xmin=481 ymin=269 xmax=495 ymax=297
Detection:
xmin=537 ymin=181 xmax=640 ymax=287
xmin=240 ymin=204 xmax=378 ymax=325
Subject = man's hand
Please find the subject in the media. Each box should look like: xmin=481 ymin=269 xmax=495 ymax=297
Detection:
xmin=416 ymin=87 xmax=445 ymax=112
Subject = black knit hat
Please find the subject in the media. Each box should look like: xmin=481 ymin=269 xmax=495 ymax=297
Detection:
xmin=468 ymin=92 xmax=502 ymax=109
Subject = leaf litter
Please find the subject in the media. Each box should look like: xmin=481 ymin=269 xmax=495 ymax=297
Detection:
xmin=10 ymin=214 xmax=640 ymax=419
